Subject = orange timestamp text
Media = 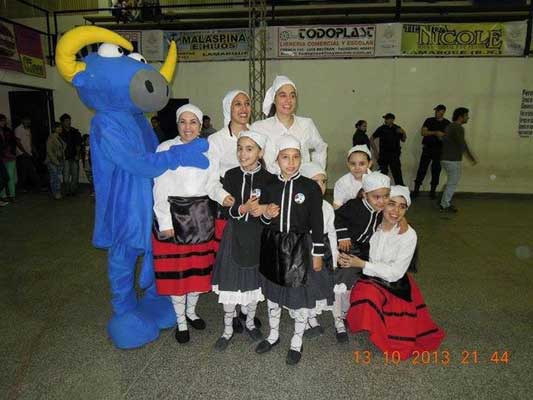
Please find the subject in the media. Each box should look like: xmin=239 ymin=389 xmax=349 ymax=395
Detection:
xmin=353 ymin=350 xmax=510 ymax=366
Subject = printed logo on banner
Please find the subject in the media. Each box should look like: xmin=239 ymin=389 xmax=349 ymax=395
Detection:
xmin=277 ymin=25 xmax=376 ymax=58
xmin=0 ymin=21 xmax=22 ymax=73
xmin=518 ymin=89 xmax=533 ymax=138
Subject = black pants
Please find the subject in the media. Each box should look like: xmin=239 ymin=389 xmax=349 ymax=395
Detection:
xmin=414 ymin=147 xmax=441 ymax=189
xmin=0 ymin=161 xmax=8 ymax=195
xmin=378 ymin=153 xmax=404 ymax=185
xmin=16 ymin=154 xmax=40 ymax=191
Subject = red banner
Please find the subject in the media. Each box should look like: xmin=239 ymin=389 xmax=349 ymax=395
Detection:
xmin=0 ymin=21 xmax=45 ymax=78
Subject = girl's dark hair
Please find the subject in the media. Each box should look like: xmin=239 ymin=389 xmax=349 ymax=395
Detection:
xmin=267 ymin=104 xmax=276 ymax=118
xmin=355 ymin=120 xmax=366 ymax=129
xmin=349 ymin=150 xmax=371 ymax=162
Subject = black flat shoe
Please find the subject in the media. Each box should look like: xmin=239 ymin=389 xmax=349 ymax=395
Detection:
xmin=286 ymin=347 xmax=303 ymax=365
xmin=303 ymin=325 xmax=325 ymax=338
xmin=245 ymin=327 xmax=263 ymax=342
xmin=175 ymin=329 xmax=190 ymax=344
xmin=336 ymin=331 xmax=349 ymax=343
xmin=186 ymin=316 xmax=206 ymax=330
xmin=238 ymin=311 xmax=262 ymax=329
xmin=255 ymin=338 xmax=280 ymax=354
xmin=232 ymin=317 xmax=243 ymax=333
xmin=214 ymin=336 xmax=232 ymax=351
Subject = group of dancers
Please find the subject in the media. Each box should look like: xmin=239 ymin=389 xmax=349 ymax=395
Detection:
xmin=150 ymin=75 xmax=445 ymax=365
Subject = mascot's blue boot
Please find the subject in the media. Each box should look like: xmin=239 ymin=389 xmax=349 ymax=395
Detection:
xmin=55 ymin=27 xmax=209 ymax=349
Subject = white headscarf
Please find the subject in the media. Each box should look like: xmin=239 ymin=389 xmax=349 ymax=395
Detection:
xmin=222 ymin=89 xmax=249 ymax=127
xmin=262 ymin=75 xmax=297 ymax=116
xmin=176 ymin=104 xmax=203 ymax=124
xmin=362 ymin=171 xmax=390 ymax=193
xmin=390 ymin=185 xmax=411 ymax=207
xmin=239 ymin=130 xmax=266 ymax=150
xmin=300 ymin=162 xmax=326 ymax=179
xmin=276 ymin=134 xmax=301 ymax=156
xmin=347 ymin=144 xmax=372 ymax=159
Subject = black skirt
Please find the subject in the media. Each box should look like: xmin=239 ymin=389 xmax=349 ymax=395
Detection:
xmin=168 ymin=195 xmax=216 ymax=244
xmin=259 ymin=228 xmax=333 ymax=311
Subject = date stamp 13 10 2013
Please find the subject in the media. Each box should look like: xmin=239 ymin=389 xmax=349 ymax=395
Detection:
xmin=353 ymin=350 xmax=511 ymax=366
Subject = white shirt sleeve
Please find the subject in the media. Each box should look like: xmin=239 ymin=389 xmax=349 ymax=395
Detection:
xmin=363 ymin=228 xmax=417 ymax=282
xmin=153 ymin=144 xmax=173 ymax=231
xmin=333 ymin=177 xmax=347 ymax=208
xmin=323 ymin=201 xmax=339 ymax=268
xmin=206 ymin=136 xmax=230 ymax=205
xmin=306 ymin=119 xmax=328 ymax=170
xmin=262 ymin=134 xmax=278 ymax=174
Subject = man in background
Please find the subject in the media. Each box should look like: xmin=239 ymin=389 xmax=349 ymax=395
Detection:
xmin=60 ymin=113 xmax=82 ymax=196
xmin=15 ymin=116 xmax=40 ymax=193
xmin=200 ymin=115 xmax=216 ymax=138
xmin=440 ymin=107 xmax=477 ymax=213
xmin=413 ymin=104 xmax=450 ymax=199
xmin=372 ymin=113 xmax=407 ymax=185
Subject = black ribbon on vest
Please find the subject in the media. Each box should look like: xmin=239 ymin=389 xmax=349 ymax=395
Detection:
xmin=260 ymin=229 xmax=311 ymax=288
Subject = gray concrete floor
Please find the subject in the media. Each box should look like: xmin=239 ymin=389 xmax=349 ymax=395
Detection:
xmin=1 ymin=192 xmax=532 ymax=399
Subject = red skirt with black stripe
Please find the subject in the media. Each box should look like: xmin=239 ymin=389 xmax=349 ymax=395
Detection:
xmin=213 ymin=218 xmax=227 ymax=253
xmin=152 ymin=236 xmax=215 ymax=296
xmin=346 ymin=274 xmax=445 ymax=360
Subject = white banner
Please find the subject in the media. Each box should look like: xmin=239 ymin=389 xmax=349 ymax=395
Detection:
xmin=276 ymin=25 xmax=376 ymax=59
xmin=374 ymin=23 xmax=402 ymax=57
xmin=141 ymin=30 xmax=164 ymax=61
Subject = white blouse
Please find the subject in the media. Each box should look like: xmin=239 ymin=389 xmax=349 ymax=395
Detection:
xmin=153 ymin=136 xmax=218 ymax=231
xmin=363 ymin=225 xmax=417 ymax=283
xmin=322 ymin=200 xmax=338 ymax=268
xmin=207 ymin=125 xmax=251 ymax=205
xmin=333 ymin=172 xmax=363 ymax=208
xmin=251 ymin=115 xmax=328 ymax=173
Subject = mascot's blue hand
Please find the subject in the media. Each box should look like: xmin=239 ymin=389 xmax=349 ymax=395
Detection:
xmin=169 ymin=138 xmax=210 ymax=170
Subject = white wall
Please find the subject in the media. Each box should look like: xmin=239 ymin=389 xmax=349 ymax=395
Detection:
xmin=2 ymin=56 xmax=532 ymax=194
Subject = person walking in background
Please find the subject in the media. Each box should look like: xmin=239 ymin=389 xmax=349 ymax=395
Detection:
xmin=46 ymin=122 xmax=66 ymax=200
xmin=60 ymin=113 xmax=82 ymax=196
xmin=14 ymin=116 xmax=40 ymax=193
xmin=352 ymin=120 xmax=378 ymax=159
xmin=81 ymin=134 xmax=94 ymax=196
xmin=440 ymin=107 xmax=477 ymax=213
xmin=372 ymin=113 xmax=406 ymax=185
xmin=413 ymin=105 xmax=450 ymax=199
xmin=200 ymin=115 xmax=217 ymax=138
xmin=0 ymin=114 xmax=18 ymax=202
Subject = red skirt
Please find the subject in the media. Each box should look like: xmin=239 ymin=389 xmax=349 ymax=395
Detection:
xmin=346 ymin=274 xmax=445 ymax=360
xmin=152 ymin=235 xmax=215 ymax=296
xmin=213 ymin=218 xmax=227 ymax=253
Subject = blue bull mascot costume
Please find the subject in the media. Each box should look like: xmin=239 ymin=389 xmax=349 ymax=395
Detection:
xmin=55 ymin=26 xmax=209 ymax=349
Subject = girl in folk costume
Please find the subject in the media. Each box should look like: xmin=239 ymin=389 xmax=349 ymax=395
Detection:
xmin=207 ymin=89 xmax=262 ymax=330
xmin=341 ymin=186 xmax=445 ymax=359
xmin=256 ymin=135 xmax=333 ymax=365
xmin=299 ymin=162 xmax=337 ymax=338
xmin=333 ymin=172 xmax=391 ymax=343
xmin=333 ymin=145 xmax=373 ymax=209
xmin=251 ymin=75 xmax=327 ymax=174
xmin=152 ymin=104 xmax=218 ymax=344
xmin=212 ymin=130 xmax=276 ymax=351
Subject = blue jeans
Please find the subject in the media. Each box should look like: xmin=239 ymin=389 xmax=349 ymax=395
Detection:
xmin=47 ymin=162 xmax=63 ymax=196
xmin=440 ymin=160 xmax=462 ymax=208
xmin=64 ymin=159 xmax=79 ymax=194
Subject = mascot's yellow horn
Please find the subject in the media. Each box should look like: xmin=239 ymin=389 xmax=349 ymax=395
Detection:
xmin=159 ymin=41 xmax=177 ymax=83
xmin=56 ymin=26 xmax=133 ymax=82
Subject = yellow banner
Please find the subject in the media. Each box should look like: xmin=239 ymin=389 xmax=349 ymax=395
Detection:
xmin=402 ymin=23 xmax=506 ymax=56
xmin=20 ymin=54 xmax=46 ymax=78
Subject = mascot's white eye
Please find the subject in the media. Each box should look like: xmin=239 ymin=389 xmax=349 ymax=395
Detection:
xmin=128 ymin=53 xmax=147 ymax=64
xmin=97 ymin=43 xmax=124 ymax=58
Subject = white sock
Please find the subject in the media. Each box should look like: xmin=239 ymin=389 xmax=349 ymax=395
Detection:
xmin=266 ymin=300 xmax=281 ymax=344
xmin=241 ymin=304 xmax=248 ymax=316
xmin=308 ymin=308 xmax=319 ymax=328
xmin=333 ymin=293 xmax=346 ymax=333
xmin=186 ymin=292 xmax=200 ymax=320
xmin=340 ymin=291 xmax=350 ymax=317
xmin=290 ymin=308 xmax=308 ymax=352
xmin=245 ymin=302 xmax=258 ymax=330
xmin=171 ymin=295 xmax=187 ymax=331
xmin=222 ymin=303 xmax=235 ymax=339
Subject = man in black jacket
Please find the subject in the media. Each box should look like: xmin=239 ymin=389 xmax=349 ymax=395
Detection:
xmin=60 ymin=113 xmax=82 ymax=195
xmin=372 ymin=113 xmax=406 ymax=185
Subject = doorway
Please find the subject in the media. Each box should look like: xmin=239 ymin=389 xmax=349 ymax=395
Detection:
xmin=157 ymin=98 xmax=188 ymax=142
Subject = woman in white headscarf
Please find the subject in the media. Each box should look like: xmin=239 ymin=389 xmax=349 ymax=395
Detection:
xmin=251 ymin=75 xmax=328 ymax=173
xmin=206 ymin=89 xmax=262 ymax=331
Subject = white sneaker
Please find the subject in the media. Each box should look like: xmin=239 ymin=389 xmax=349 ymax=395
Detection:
xmin=0 ymin=200 xmax=9 ymax=207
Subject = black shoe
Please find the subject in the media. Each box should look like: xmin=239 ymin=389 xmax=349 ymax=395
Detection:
xmin=411 ymin=190 xmax=420 ymax=198
xmin=186 ymin=316 xmax=206 ymax=330
xmin=238 ymin=311 xmax=262 ymax=329
xmin=286 ymin=347 xmax=303 ymax=365
xmin=175 ymin=328 xmax=190 ymax=344
xmin=303 ymin=325 xmax=325 ymax=338
xmin=232 ymin=317 xmax=244 ymax=333
xmin=214 ymin=336 xmax=232 ymax=351
xmin=255 ymin=338 xmax=280 ymax=354
xmin=336 ymin=331 xmax=349 ymax=343
xmin=245 ymin=327 xmax=263 ymax=342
